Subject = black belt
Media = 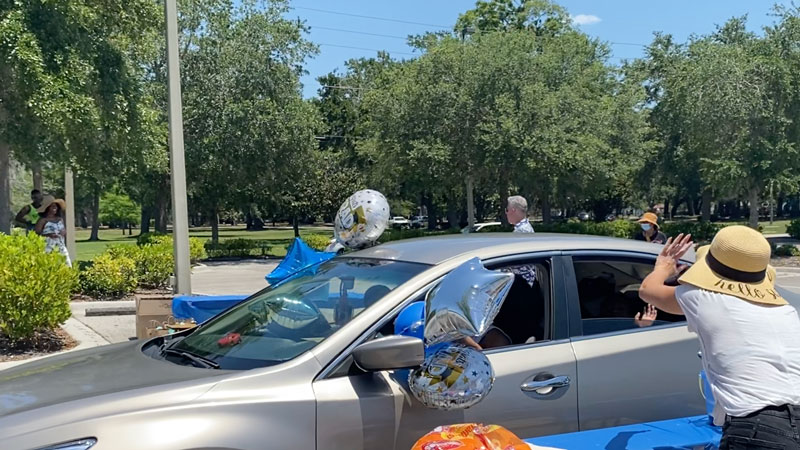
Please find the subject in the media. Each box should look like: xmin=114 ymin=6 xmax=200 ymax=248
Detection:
xmin=727 ymin=404 xmax=800 ymax=423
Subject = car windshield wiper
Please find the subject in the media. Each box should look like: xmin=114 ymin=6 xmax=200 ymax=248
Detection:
xmin=162 ymin=348 xmax=220 ymax=369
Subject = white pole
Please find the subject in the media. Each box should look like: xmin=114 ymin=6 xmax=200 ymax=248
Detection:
xmin=165 ymin=0 xmax=191 ymax=294
xmin=64 ymin=167 xmax=76 ymax=262
xmin=770 ymin=180 xmax=774 ymax=225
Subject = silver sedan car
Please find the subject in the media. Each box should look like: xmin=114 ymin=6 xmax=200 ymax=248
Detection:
xmin=2 ymin=234 xmax=797 ymax=450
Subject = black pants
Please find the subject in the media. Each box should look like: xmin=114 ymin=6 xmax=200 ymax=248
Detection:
xmin=721 ymin=405 xmax=800 ymax=449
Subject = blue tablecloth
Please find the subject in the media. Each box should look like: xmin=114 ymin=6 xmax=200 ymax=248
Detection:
xmin=526 ymin=415 xmax=721 ymax=450
xmin=172 ymin=295 xmax=249 ymax=323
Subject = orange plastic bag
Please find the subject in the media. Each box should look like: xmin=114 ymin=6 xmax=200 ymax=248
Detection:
xmin=411 ymin=423 xmax=532 ymax=450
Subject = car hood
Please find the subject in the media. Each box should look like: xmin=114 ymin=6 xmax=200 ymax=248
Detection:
xmin=0 ymin=340 xmax=225 ymax=417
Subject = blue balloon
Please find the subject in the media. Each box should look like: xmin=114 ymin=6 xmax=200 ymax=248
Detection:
xmin=394 ymin=302 xmax=425 ymax=339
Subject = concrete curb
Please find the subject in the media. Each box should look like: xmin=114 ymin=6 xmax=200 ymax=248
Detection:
xmin=0 ymin=317 xmax=110 ymax=372
xmin=85 ymin=305 xmax=136 ymax=316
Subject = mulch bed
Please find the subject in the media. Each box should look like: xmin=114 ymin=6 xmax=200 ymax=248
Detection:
xmin=71 ymin=287 xmax=171 ymax=302
xmin=0 ymin=328 xmax=78 ymax=362
xmin=772 ymin=256 xmax=800 ymax=268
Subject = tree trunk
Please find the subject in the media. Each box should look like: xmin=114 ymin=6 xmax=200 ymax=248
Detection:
xmin=0 ymin=140 xmax=10 ymax=234
xmin=89 ymin=184 xmax=101 ymax=241
xmin=664 ymin=198 xmax=671 ymax=221
xmin=140 ymin=206 xmax=151 ymax=234
xmin=292 ymin=215 xmax=300 ymax=237
xmin=423 ymin=193 xmax=437 ymax=231
xmin=155 ymin=196 xmax=168 ymax=233
xmin=32 ymin=163 xmax=43 ymax=192
xmin=446 ymin=194 xmax=459 ymax=229
xmin=701 ymin=189 xmax=712 ymax=222
xmin=748 ymin=187 xmax=760 ymax=229
xmin=211 ymin=208 xmax=220 ymax=243
xmin=671 ymin=196 xmax=681 ymax=219
xmin=499 ymin=184 xmax=510 ymax=225
xmin=687 ymin=196 xmax=697 ymax=217
xmin=541 ymin=196 xmax=552 ymax=224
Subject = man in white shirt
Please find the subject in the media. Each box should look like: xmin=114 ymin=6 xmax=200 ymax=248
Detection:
xmin=640 ymin=226 xmax=800 ymax=450
xmin=506 ymin=195 xmax=534 ymax=233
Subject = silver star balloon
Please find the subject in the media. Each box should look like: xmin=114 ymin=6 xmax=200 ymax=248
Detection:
xmin=424 ymin=257 xmax=515 ymax=346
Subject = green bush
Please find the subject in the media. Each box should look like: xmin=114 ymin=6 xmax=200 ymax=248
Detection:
xmin=205 ymin=238 xmax=258 ymax=258
xmin=378 ymin=227 xmax=461 ymax=243
xmin=534 ymin=219 xmax=637 ymax=238
xmin=79 ymin=253 xmax=138 ymax=297
xmin=0 ymin=233 xmax=76 ymax=340
xmin=189 ymin=237 xmax=207 ymax=262
xmin=661 ymin=221 xmax=723 ymax=243
xmin=137 ymin=232 xmax=166 ymax=246
xmin=788 ymin=219 xmax=800 ymax=240
xmin=303 ymin=234 xmax=334 ymax=251
xmin=146 ymin=235 xmax=207 ymax=263
xmin=136 ymin=243 xmax=174 ymax=288
xmin=773 ymin=244 xmax=800 ymax=257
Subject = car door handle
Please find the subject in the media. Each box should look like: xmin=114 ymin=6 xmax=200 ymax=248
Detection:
xmin=520 ymin=375 xmax=571 ymax=396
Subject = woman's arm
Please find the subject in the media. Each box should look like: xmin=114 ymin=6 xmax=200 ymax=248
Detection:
xmin=34 ymin=218 xmax=46 ymax=235
xmin=639 ymin=234 xmax=694 ymax=315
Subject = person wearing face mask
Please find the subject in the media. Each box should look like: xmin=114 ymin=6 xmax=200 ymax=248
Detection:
xmin=635 ymin=212 xmax=667 ymax=244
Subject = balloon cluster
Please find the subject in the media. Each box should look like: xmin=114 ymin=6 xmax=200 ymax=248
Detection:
xmin=400 ymin=257 xmax=515 ymax=410
xmin=333 ymin=189 xmax=390 ymax=249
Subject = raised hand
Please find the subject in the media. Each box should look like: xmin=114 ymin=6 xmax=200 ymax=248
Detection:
xmin=655 ymin=233 xmax=694 ymax=276
xmin=634 ymin=304 xmax=658 ymax=327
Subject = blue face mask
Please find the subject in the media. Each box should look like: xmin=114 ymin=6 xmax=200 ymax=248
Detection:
xmin=641 ymin=224 xmax=652 ymax=232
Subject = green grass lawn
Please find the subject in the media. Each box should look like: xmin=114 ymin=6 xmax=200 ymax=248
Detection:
xmin=74 ymin=225 xmax=333 ymax=261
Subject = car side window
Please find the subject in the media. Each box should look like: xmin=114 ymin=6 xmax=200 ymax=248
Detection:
xmin=483 ymin=260 xmax=552 ymax=348
xmin=572 ymin=258 xmax=685 ymax=337
xmin=325 ymin=259 xmax=553 ymax=378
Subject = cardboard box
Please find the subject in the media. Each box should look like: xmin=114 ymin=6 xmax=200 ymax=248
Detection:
xmin=135 ymin=294 xmax=173 ymax=339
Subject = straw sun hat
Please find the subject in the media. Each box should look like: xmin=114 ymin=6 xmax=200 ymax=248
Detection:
xmin=679 ymin=226 xmax=785 ymax=306
xmin=36 ymin=195 xmax=66 ymax=214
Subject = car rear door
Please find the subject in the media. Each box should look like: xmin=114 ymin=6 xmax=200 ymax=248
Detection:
xmin=564 ymin=251 xmax=704 ymax=431
xmin=312 ymin=254 xmax=579 ymax=449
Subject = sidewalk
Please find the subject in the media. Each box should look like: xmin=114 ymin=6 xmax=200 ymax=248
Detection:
xmin=0 ymin=317 xmax=109 ymax=371
xmin=191 ymin=260 xmax=277 ymax=295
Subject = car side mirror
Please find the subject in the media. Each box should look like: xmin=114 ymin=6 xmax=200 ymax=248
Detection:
xmin=353 ymin=335 xmax=424 ymax=372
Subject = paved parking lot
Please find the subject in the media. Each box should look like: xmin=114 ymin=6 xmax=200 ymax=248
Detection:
xmin=777 ymin=267 xmax=800 ymax=294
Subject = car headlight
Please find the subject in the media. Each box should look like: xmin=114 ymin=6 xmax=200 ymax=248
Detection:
xmin=37 ymin=438 xmax=97 ymax=450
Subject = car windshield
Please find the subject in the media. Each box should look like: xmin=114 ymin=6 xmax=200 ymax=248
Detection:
xmin=168 ymin=258 xmax=428 ymax=370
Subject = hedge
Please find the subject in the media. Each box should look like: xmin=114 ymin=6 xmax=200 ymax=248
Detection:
xmin=788 ymin=218 xmax=800 ymax=240
xmin=203 ymin=234 xmax=333 ymax=258
xmin=0 ymin=233 xmax=76 ymax=340
xmin=80 ymin=252 xmax=138 ymax=297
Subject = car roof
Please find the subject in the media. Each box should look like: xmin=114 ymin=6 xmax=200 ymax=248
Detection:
xmin=347 ymin=233 xmax=668 ymax=265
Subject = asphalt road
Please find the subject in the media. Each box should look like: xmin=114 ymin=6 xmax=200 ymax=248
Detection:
xmin=777 ymin=267 xmax=800 ymax=295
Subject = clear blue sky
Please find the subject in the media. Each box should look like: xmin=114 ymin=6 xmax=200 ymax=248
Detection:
xmin=287 ymin=1 xmax=792 ymax=98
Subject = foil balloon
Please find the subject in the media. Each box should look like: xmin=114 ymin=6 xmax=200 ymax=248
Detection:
xmin=424 ymin=257 xmax=514 ymax=346
xmin=334 ymin=189 xmax=390 ymax=249
xmin=394 ymin=302 xmax=425 ymax=340
xmin=409 ymin=344 xmax=494 ymax=410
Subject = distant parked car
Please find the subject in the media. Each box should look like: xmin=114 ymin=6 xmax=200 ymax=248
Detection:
xmin=410 ymin=216 xmax=428 ymax=229
xmin=388 ymin=216 xmax=410 ymax=229
xmin=578 ymin=212 xmax=591 ymax=222
xmin=461 ymin=221 xmax=503 ymax=233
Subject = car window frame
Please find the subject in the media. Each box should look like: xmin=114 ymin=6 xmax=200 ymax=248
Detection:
xmin=315 ymin=251 xmax=567 ymax=381
xmin=563 ymin=250 xmax=689 ymax=340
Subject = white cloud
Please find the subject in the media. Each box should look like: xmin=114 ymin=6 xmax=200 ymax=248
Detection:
xmin=571 ymin=14 xmax=602 ymax=26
